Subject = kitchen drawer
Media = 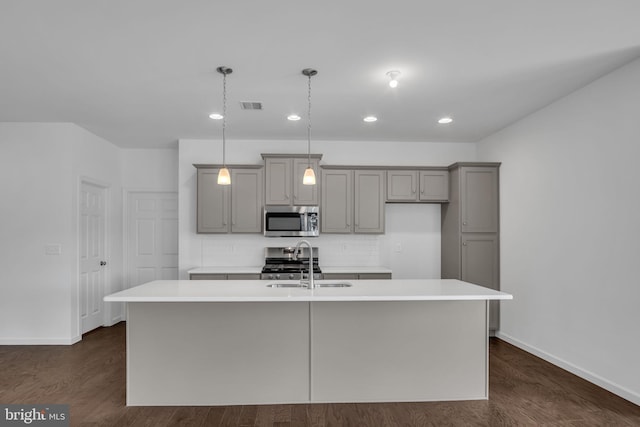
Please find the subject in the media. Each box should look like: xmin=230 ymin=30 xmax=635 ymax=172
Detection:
xmin=322 ymin=273 xmax=358 ymax=280
xmin=358 ymin=273 xmax=392 ymax=280
xmin=227 ymin=274 xmax=260 ymax=280
xmin=190 ymin=273 xmax=227 ymax=280
xmin=322 ymin=272 xmax=391 ymax=280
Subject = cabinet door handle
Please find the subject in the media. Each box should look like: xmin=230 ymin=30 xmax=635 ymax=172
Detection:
xmin=285 ymin=194 xmax=290 ymax=199
xmin=463 ymin=242 xmax=467 ymax=246
xmin=463 ymin=221 xmax=468 ymax=226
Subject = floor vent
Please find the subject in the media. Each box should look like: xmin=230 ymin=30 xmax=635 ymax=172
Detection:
xmin=240 ymin=101 xmax=263 ymax=110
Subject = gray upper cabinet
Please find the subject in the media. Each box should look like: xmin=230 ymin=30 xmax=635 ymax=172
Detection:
xmin=386 ymin=169 xmax=448 ymax=202
xmin=264 ymin=157 xmax=290 ymax=205
xmin=231 ymin=168 xmax=263 ymax=233
xmin=419 ymin=170 xmax=449 ymax=202
xmin=293 ymin=158 xmax=319 ymax=205
xmin=263 ymin=154 xmax=321 ymax=205
xmin=321 ymin=169 xmax=352 ymax=233
xmin=195 ymin=165 xmax=263 ymax=234
xmin=197 ymin=167 xmax=229 ymax=233
xmin=387 ymin=171 xmax=418 ymax=201
xmin=460 ymin=166 xmax=499 ymax=232
xmin=354 ymin=170 xmax=385 ymax=233
xmin=321 ymin=168 xmax=385 ymax=234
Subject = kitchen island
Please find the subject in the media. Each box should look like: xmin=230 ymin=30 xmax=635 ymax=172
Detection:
xmin=104 ymin=279 xmax=512 ymax=406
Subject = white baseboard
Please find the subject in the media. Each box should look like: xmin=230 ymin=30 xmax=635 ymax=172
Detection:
xmin=105 ymin=315 xmax=123 ymax=327
xmin=0 ymin=336 xmax=81 ymax=345
xmin=495 ymin=331 xmax=640 ymax=406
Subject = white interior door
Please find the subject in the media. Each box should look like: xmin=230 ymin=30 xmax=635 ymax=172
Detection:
xmin=127 ymin=191 xmax=178 ymax=288
xmin=80 ymin=181 xmax=107 ymax=334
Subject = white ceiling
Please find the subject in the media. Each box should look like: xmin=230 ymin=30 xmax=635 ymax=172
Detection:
xmin=1 ymin=1 xmax=640 ymax=149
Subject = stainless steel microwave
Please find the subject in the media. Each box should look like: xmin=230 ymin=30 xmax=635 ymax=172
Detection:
xmin=264 ymin=206 xmax=319 ymax=237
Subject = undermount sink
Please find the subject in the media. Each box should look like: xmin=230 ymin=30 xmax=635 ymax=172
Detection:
xmin=316 ymin=282 xmax=352 ymax=288
xmin=266 ymin=282 xmax=353 ymax=289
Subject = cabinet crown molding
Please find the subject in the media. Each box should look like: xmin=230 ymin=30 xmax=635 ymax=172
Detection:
xmin=193 ymin=164 xmax=263 ymax=169
xmin=447 ymin=162 xmax=501 ymax=170
xmin=321 ymin=165 xmax=448 ymax=171
xmin=261 ymin=153 xmax=323 ymax=160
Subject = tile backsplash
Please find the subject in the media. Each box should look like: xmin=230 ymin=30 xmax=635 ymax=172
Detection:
xmin=185 ymin=204 xmax=441 ymax=279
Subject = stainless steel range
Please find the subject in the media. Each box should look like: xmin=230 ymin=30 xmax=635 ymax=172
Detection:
xmin=261 ymin=246 xmax=322 ymax=280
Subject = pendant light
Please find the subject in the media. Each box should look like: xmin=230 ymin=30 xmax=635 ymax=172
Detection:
xmin=302 ymin=68 xmax=317 ymax=185
xmin=216 ymin=66 xmax=232 ymax=185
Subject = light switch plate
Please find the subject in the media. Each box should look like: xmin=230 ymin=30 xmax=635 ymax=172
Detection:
xmin=45 ymin=244 xmax=62 ymax=255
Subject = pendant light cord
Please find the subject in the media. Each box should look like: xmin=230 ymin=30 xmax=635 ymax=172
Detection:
xmin=222 ymin=72 xmax=227 ymax=167
xmin=307 ymin=73 xmax=312 ymax=167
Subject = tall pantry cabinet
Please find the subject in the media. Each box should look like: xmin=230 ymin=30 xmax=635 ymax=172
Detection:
xmin=441 ymin=163 xmax=501 ymax=331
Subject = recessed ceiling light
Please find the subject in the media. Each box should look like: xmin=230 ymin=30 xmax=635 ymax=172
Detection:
xmin=438 ymin=117 xmax=453 ymax=124
xmin=287 ymin=114 xmax=301 ymax=121
xmin=209 ymin=113 xmax=223 ymax=120
xmin=363 ymin=116 xmax=378 ymax=122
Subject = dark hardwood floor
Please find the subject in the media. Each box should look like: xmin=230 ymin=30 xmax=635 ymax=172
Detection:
xmin=1 ymin=322 xmax=639 ymax=426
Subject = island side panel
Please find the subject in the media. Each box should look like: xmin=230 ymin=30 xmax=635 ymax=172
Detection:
xmin=126 ymin=302 xmax=310 ymax=406
xmin=310 ymin=300 xmax=488 ymax=402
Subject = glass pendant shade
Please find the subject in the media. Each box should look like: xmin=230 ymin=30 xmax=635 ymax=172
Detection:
xmin=217 ymin=167 xmax=231 ymax=185
xmin=303 ymin=166 xmax=316 ymax=185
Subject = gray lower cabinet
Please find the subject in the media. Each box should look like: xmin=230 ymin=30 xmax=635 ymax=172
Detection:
xmin=190 ymin=273 xmax=261 ymax=280
xmin=386 ymin=170 xmax=449 ymax=202
xmin=263 ymin=155 xmax=321 ymax=206
xmin=441 ymin=162 xmax=501 ymax=330
xmin=323 ymin=273 xmax=392 ymax=280
xmin=195 ymin=165 xmax=263 ymax=234
xmin=321 ymin=169 xmax=385 ymax=234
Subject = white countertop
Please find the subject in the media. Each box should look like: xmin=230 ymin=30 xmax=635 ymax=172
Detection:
xmin=104 ymin=279 xmax=512 ymax=302
xmin=188 ymin=266 xmax=392 ymax=275
xmin=188 ymin=266 xmax=263 ymax=274
xmin=321 ymin=266 xmax=392 ymax=274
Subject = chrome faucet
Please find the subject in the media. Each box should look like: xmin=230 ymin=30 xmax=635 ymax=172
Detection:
xmin=293 ymin=240 xmax=315 ymax=289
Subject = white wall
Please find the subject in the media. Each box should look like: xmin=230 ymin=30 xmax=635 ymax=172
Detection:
xmin=178 ymin=139 xmax=475 ymax=278
xmin=477 ymin=58 xmax=640 ymax=404
xmin=121 ymin=148 xmax=178 ymax=190
xmin=0 ymin=123 xmax=123 ymax=343
xmin=0 ymin=125 xmax=178 ymax=344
